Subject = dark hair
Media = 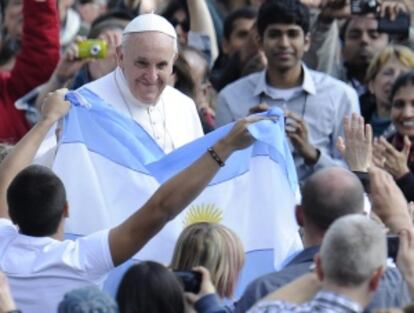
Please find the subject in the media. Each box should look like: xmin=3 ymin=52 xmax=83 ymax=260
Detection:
xmin=7 ymin=165 xmax=67 ymax=236
xmin=257 ymin=0 xmax=310 ymax=37
xmin=301 ymin=168 xmax=364 ymax=231
xmin=162 ymin=0 xmax=189 ymax=31
xmin=390 ymin=70 xmax=414 ymax=102
xmin=88 ymin=10 xmax=132 ymax=39
xmin=91 ymin=9 xmax=133 ymax=28
xmin=339 ymin=18 xmax=352 ymax=43
xmin=116 ymin=261 xmax=185 ymax=313
xmin=223 ymin=6 xmax=257 ymax=40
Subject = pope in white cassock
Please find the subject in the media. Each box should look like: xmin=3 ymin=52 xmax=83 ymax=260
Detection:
xmin=82 ymin=13 xmax=204 ymax=152
xmin=52 ymin=13 xmax=302 ymax=284
xmin=54 ymin=14 xmax=205 ymax=235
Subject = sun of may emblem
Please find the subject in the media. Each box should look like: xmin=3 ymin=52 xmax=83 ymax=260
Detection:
xmin=183 ymin=204 xmax=223 ymax=226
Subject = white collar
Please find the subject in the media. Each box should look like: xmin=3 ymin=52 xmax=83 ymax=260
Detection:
xmin=114 ymin=67 xmax=161 ymax=109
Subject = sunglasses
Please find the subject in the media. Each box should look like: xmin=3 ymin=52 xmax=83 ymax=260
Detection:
xmin=170 ymin=18 xmax=190 ymax=33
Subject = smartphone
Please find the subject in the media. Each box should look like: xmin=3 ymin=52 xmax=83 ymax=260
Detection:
xmin=77 ymin=39 xmax=108 ymax=59
xmin=387 ymin=235 xmax=400 ymax=261
xmin=174 ymin=270 xmax=202 ymax=293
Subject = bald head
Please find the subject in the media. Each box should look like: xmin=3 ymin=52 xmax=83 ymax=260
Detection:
xmin=301 ymin=167 xmax=364 ymax=232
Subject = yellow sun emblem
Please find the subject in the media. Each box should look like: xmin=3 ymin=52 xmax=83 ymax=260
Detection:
xmin=183 ymin=204 xmax=223 ymax=226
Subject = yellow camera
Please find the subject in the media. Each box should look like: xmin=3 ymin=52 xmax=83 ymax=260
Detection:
xmin=77 ymin=39 xmax=108 ymax=59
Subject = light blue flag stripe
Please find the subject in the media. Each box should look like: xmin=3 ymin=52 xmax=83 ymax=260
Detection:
xmin=63 ymin=89 xmax=164 ymax=174
xmin=63 ymin=89 xmax=298 ymax=193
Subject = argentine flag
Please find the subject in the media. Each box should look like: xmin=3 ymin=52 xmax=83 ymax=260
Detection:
xmin=53 ymin=89 xmax=302 ymax=293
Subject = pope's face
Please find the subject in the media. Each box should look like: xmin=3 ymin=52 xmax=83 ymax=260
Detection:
xmin=117 ymin=32 xmax=176 ymax=104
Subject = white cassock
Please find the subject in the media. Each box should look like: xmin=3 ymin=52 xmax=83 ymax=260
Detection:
xmin=82 ymin=67 xmax=204 ymax=153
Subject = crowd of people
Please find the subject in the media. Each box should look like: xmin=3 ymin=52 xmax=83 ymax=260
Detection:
xmin=1 ymin=0 xmax=414 ymax=311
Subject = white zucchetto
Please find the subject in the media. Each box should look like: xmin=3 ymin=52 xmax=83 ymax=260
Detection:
xmin=123 ymin=13 xmax=177 ymax=39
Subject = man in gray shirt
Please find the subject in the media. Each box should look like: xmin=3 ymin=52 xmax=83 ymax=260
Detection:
xmin=235 ymin=167 xmax=410 ymax=313
xmin=216 ymin=0 xmax=359 ymax=181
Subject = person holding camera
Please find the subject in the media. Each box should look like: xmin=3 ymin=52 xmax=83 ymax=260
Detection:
xmin=305 ymin=0 xmax=409 ymax=98
xmin=170 ymin=222 xmax=245 ymax=307
xmin=117 ymin=262 xmax=230 ymax=313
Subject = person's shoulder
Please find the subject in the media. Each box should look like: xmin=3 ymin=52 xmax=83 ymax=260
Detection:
xmin=220 ymin=72 xmax=262 ymax=97
xmin=309 ymin=69 xmax=353 ymax=91
xmin=162 ymin=85 xmax=199 ymax=110
xmin=0 ymin=218 xmax=16 ymax=236
xmin=237 ymin=262 xmax=311 ymax=310
xmin=80 ymin=71 xmax=114 ymax=93
xmin=309 ymin=69 xmax=358 ymax=100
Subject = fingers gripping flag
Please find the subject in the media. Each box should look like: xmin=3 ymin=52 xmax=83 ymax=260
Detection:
xmin=53 ymin=89 xmax=302 ymax=289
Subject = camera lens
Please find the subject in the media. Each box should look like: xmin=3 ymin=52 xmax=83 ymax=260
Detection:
xmin=90 ymin=44 xmax=101 ymax=57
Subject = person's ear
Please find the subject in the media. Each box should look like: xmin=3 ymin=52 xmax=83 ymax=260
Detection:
xmin=63 ymin=202 xmax=69 ymax=218
xmin=223 ymin=38 xmax=231 ymax=55
xmin=368 ymin=80 xmax=375 ymax=94
xmin=314 ymin=254 xmax=324 ymax=282
xmin=368 ymin=266 xmax=385 ymax=292
xmin=303 ymin=33 xmax=311 ymax=53
xmin=295 ymin=205 xmax=304 ymax=227
xmin=116 ymin=46 xmax=124 ymax=68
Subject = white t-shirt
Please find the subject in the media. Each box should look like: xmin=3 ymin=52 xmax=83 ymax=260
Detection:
xmin=0 ymin=219 xmax=114 ymax=313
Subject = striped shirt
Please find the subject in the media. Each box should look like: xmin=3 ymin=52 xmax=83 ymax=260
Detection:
xmin=247 ymin=290 xmax=363 ymax=313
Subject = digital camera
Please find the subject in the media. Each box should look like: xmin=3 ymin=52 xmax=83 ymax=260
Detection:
xmin=77 ymin=39 xmax=108 ymax=59
xmin=174 ymin=271 xmax=202 ymax=293
xmin=350 ymin=0 xmax=410 ymax=38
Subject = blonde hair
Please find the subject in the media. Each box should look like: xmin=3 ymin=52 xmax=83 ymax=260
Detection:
xmin=366 ymin=45 xmax=414 ymax=83
xmin=170 ymin=222 xmax=244 ymax=298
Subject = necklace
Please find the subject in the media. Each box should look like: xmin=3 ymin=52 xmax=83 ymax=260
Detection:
xmin=113 ymin=70 xmax=175 ymax=151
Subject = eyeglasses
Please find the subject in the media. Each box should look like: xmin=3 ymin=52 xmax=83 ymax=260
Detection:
xmin=170 ymin=18 xmax=190 ymax=33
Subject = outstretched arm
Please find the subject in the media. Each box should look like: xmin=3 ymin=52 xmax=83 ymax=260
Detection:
xmin=108 ymin=117 xmax=263 ymax=266
xmin=0 ymin=90 xmax=70 ymax=219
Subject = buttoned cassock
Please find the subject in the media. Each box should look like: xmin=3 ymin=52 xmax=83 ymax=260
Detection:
xmin=83 ymin=67 xmax=204 ymax=153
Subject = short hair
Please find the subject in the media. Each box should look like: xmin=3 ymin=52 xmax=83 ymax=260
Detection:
xmin=58 ymin=286 xmax=118 ymax=313
xmin=223 ymin=6 xmax=257 ymax=40
xmin=301 ymin=168 xmax=365 ymax=232
xmin=257 ymin=0 xmax=310 ymax=38
xmin=366 ymin=45 xmax=414 ymax=83
xmin=390 ymin=70 xmax=414 ymax=102
xmin=320 ymin=214 xmax=387 ymax=286
xmin=162 ymin=0 xmax=188 ymax=22
xmin=116 ymin=261 xmax=184 ymax=313
xmin=7 ymin=165 xmax=67 ymax=236
xmin=170 ymin=222 xmax=244 ymax=298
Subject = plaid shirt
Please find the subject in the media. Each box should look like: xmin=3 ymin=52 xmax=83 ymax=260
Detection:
xmin=247 ymin=290 xmax=363 ymax=313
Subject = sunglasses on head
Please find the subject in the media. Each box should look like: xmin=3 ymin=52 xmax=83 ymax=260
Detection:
xmin=170 ymin=18 xmax=190 ymax=32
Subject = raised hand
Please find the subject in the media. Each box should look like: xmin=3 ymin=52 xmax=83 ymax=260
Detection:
xmin=336 ymin=113 xmax=372 ymax=171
